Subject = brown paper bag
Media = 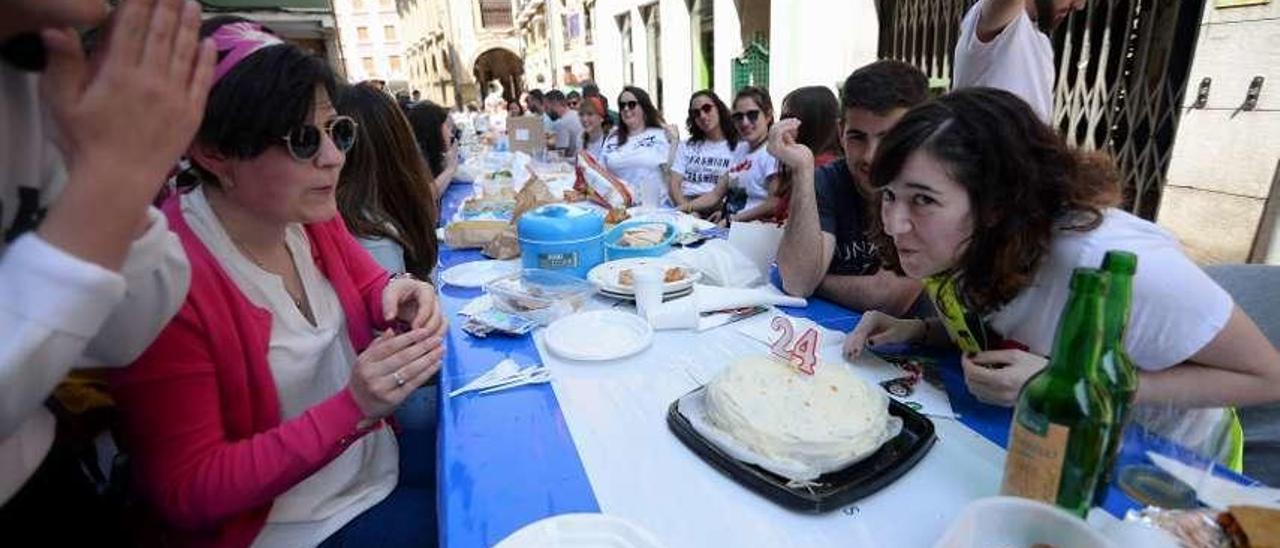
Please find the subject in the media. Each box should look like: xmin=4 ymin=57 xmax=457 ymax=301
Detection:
xmin=482 ymin=175 xmax=559 ymax=259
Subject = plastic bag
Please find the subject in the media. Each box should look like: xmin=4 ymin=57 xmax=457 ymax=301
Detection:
xmin=575 ymin=150 xmax=635 ymax=209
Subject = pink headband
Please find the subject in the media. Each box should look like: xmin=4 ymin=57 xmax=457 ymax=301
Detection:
xmin=210 ymin=22 xmax=285 ymax=84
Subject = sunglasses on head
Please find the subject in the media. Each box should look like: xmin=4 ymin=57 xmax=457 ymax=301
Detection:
xmin=619 ymin=100 xmax=640 ymax=111
xmin=731 ymin=109 xmax=762 ymax=124
xmin=281 ymin=115 xmax=358 ymax=161
xmin=689 ymin=103 xmax=715 ymax=118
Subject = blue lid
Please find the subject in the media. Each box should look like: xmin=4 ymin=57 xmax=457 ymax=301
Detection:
xmin=518 ymin=204 xmax=605 ymax=242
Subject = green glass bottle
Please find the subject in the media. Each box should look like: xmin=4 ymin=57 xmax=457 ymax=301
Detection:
xmin=1001 ymin=268 xmax=1114 ymax=518
xmin=1093 ymin=251 xmax=1140 ymax=505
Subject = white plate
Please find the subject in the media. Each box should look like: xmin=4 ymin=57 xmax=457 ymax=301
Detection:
xmin=494 ymin=513 xmax=665 ymax=548
xmin=598 ymin=286 xmax=694 ymax=302
xmin=439 ymin=259 xmax=521 ymax=288
xmin=544 ymin=310 xmax=654 ymax=361
xmin=587 ymin=258 xmax=701 ymax=295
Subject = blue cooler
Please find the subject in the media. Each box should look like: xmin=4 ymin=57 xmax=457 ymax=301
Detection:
xmin=517 ymin=204 xmax=605 ymax=278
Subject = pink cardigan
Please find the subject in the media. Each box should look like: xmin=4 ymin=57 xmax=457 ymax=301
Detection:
xmin=111 ymin=197 xmax=392 ymax=547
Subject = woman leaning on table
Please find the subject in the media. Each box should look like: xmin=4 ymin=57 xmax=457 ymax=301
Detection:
xmin=110 ymin=17 xmax=447 ymax=548
xmin=787 ymin=87 xmax=1280 ymax=463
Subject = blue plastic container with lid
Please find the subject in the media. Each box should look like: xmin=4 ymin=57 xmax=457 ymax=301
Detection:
xmin=517 ymin=203 xmax=605 ymax=278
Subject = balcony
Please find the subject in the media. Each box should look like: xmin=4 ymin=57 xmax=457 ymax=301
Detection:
xmin=480 ymin=0 xmax=514 ymax=29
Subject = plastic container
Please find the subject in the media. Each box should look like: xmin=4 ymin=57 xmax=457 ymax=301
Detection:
xmin=934 ymin=496 xmax=1114 ymax=548
xmin=484 ymin=269 xmax=597 ymax=325
xmin=603 ymin=221 xmax=677 ymax=261
xmin=517 ymin=204 xmax=605 ymax=279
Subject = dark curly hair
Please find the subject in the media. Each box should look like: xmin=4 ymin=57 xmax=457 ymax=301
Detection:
xmin=685 ymin=89 xmax=739 ymax=148
xmin=869 ymin=87 xmax=1122 ymax=314
xmin=614 ymin=85 xmax=664 ymax=146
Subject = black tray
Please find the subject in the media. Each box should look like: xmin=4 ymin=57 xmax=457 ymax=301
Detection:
xmin=667 ymin=387 xmax=937 ymax=513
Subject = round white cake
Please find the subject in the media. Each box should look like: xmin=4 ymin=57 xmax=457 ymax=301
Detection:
xmin=705 ymin=355 xmax=893 ymax=474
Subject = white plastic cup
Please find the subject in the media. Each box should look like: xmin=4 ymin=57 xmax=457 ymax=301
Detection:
xmin=632 ymin=265 xmax=665 ymax=322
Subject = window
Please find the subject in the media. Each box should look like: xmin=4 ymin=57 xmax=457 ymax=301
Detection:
xmin=641 ymin=4 xmax=662 ymax=109
xmin=691 ymin=0 xmax=713 ymax=88
xmin=479 ymin=0 xmax=513 ymax=28
xmin=584 ymin=1 xmax=595 ymax=45
xmin=384 ymin=25 xmax=397 ymax=41
xmin=357 ymin=26 xmax=370 ymax=42
xmin=617 ymin=12 xmax=633 ymax=85
xmin=390 ymin=56 xmax=403 ymax=73
xmin=362 ymin=57 xmax=376 ymax=76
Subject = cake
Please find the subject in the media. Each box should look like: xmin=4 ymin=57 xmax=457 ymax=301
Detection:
xmin=705 ymin=355 xmax=893 ymax=475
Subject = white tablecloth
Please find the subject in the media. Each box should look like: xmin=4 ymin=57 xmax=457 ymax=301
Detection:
xmin=534 ymin=312 xmax=1007 ymax=547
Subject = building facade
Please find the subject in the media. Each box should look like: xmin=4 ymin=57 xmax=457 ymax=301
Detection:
xmin=1156 ymin=0 xmax=1280 ymax=265
xmin=333 ymin=0 xmax=408 ymax=90
xmin=586 ymin=0 xmax=877 ymax=125
xmin=515 ymin=0 xmax=597 ymax=91
xmin=202 ymin=0 xmax=343 ymax=76
xmin=401 ymin=0 xmax=524 ymax=109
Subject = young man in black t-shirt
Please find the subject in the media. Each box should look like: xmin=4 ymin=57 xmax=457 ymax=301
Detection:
xmin=771 ymin=61 xmax=928 ymax=314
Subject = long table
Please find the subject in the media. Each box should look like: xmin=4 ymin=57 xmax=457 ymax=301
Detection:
xmin=432 ymin=182 xmax=1237 ymax=547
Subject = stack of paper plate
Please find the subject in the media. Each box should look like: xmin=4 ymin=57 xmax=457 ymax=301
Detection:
xmin=587 ymin=258 xmax=700 ymax=301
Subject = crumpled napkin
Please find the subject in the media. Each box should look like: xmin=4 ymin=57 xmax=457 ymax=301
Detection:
xmin=668 ymin=240 xmax=766 ymax=288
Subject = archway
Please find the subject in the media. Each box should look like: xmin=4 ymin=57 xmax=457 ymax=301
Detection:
xmin=473 ymin=47 xmax=524 ymax=111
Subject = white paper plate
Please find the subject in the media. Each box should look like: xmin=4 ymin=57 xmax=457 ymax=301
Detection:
xmin=598 ymin=286 xmax=694 ymax=302
xmin=494 ymin=513 xmax=665 ymax=548
xmin=544 ymin=310 xmax=654 ymax=361
xmin=587 ymin=257 xmax=701 ymax=295
xmin=439 ymin=259 xmax=521 ymax=288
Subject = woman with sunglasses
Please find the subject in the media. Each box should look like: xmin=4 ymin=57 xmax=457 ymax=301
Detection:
xmin=336 ymin=82 xmax=440 ymax=280
xmin=838 ymin=88 xmax=1280 ymax=461
xmin=601 ymin=86 xmax=672 ymax=208
xmin=669 ymin=90 xmax=745 ymax=215
xmin=110 ymin=17 xmax=447 ymax=547
xmin=579 ymin=96 xmax=611 ymax=161
xmin=406 ymin=100 xmax=460 ymax=203
xmin=673 ymin=87 xmax=780 ymax=223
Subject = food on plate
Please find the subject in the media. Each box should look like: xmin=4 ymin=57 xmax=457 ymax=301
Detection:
xmin=705 ymin=355 xmax=892 ymax=471
xmin=615 ymin=224 xmax=667 ymax=248
xmin=617 ymin=267 xmax=688 ymax=287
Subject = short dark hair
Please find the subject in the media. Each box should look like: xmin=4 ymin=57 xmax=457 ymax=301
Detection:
xmin=581 ymin=82 xmax=601 ymax=97
xmin=567 ymin=90 xmax=581 ymax=100
xmin=527 ymin=89 xmax=545 ymax=101
xmin=191 ymin=16 xmax=338 ymax=178
xmin=405 ymin=101 xmax=451 ymax=177
xmin=545 ymin=89 xmax=566 ymax=103
xmin=869 ymin=87 xmax=1122 ymax=314
xmin=840 ymin=60 xmax=928 ymax=115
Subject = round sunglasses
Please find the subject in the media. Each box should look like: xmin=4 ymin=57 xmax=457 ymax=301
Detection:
xmin=280 ymin=115 xmax=358 ymax=161
xmin=688 ymin=103 xmax=715 ymax=118
xmin=730 ymin=109 xmax=763 ymax=125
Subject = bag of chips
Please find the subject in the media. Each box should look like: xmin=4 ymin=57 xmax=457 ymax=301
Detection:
xmin=575 ymin=150 xmax=635 ymax=210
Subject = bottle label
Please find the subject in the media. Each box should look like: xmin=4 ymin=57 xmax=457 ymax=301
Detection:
xmin=1001 ymin=410 xmax=1069 ymax=503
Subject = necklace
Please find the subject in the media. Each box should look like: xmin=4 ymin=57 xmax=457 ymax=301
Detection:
xmin=229 ymin=234 xmax=311 ymax=315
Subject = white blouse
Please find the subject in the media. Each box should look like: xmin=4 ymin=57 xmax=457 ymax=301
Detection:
xmin=182 ymin=187 xmax=399 ymax=548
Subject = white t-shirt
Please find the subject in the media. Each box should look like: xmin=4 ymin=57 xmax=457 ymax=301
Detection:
xmin=602 ymin=127 xmax=671 ymax=206
xmin=183 ymin=188 xmax=399 ymax=548
xmin=953 ymin=0 xmax=1056 ymax=123
xmin=672 ymin=139 xmax=748 ymax=197
xmin=728 ymin=144 xmax=779 ymax=212
xmin=987 ymin=208 xmax=1234 ymax=450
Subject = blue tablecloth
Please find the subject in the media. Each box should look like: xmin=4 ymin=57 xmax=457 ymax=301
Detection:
xmin=432 ymin=182 xmax=1247 ymax=547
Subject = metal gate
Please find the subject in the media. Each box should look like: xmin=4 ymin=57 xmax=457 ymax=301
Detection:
xmin=877 ymin=0 xmax=1207 ymax=219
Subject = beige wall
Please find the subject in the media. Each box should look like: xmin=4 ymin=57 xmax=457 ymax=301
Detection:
xmin=334 ymin=0 xmax=407 ymax=85
xmin=1157 ymin=1 xmax=1280 ymax=265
